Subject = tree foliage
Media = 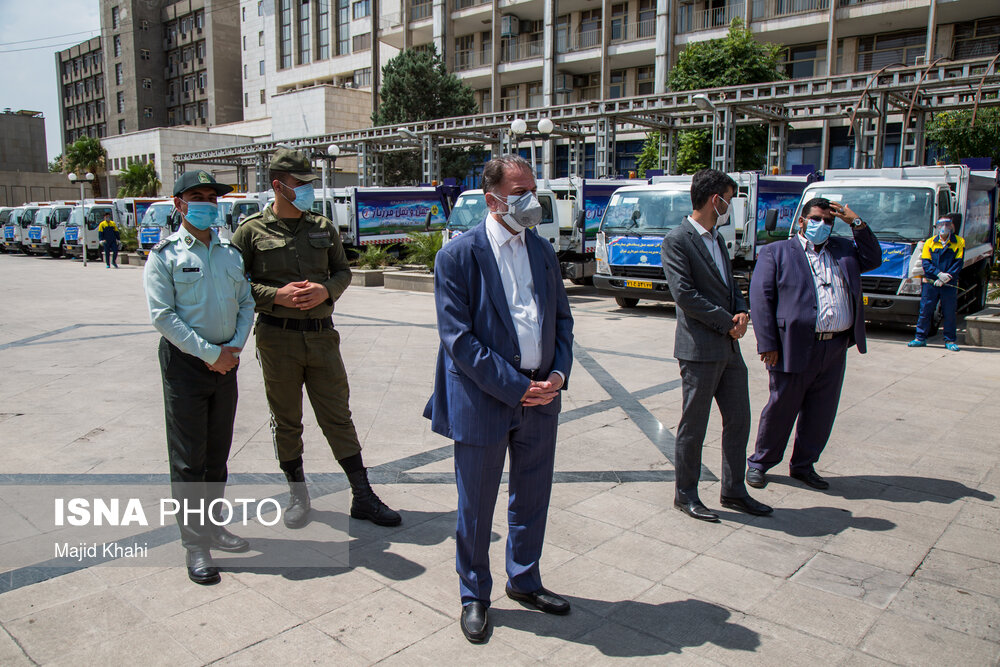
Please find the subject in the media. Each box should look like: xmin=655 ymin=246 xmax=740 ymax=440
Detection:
xmin=636 ymin=132 xmax=661 ymax=177
xmin=667 ymin=19 xmax=784 ymax=173
xmin=373 ymin=45 xmax=483 ymax=185
xmin=117 ymin=161 xmax=161 ymax=197
xmin=926 ymin=108 xmax=1000 ymax=168
xmin=63 ymin=136 xmax=107 ymax=197
xmin=48 ymin=155 xmax=64 ymax=173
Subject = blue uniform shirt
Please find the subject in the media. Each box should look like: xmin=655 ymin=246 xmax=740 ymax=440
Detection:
xmin=921 ymin=234 xmax=964 ymax=286
xmin=143 ymin=227 xmax=255 ymax=363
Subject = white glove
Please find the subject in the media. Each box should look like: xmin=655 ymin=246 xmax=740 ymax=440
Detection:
xmin=937 ymin=272 xmax=952 ymax=283
xmin=933 ymin=279 xmax=944 ymax=287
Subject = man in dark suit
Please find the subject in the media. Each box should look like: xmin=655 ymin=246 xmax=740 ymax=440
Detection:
xmin=661 ymin=169 xmax=772 ymax=523
xmin=424 ymin=155 xmax=574 ymax=643
xmin=747 ymin=197 xmax=882 ymax=490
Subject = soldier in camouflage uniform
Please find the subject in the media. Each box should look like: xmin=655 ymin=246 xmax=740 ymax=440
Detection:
xmin=231 ymin=148 xmax=400 ymax=528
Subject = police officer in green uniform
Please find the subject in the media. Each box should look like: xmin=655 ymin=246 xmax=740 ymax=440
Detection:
xmin=144 ymin=170 xmax=255 ymax=585
xmin=232 ymin=148 xmax=400 ymax=528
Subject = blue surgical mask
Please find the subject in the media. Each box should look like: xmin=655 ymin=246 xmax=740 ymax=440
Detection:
xmin=183 ymin=202 xmax=218 ymax=230
xmin=804 ymin=218 xmax=832 ymax=245
xmin=937 ymin=224 xmax=951 ymax=239
xmin=282 ymin=182 xmax=315 ymax=212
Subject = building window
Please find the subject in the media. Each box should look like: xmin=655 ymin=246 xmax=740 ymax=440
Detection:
xmin=244 ymin=92 xmax=249 ymax=107
xmin=142 ymin=77 xmax=152 ymax=89
xmin=455 ymin=35 xmax=474 ymax=69
xmin=117 ymin=91 xmax=125 ymax=112
xmin=259 ymin=60 xmax=265 ymax=75
xmin=636 ymin=65 xmax=654 ymax=95
xmin=195 ymin=11 xmax=204 ymax=30
xmin=857 ymin=30 xmax=925 ymax=71
xmin=527 ymin=81 xmax=543 ymax=108
xmin=259 ymin=30 xmax=265 ymax=46
xmin=783 ymin=44 xmax=827 ymax=79
xmin=258 ymin=1 xmax=263 ymax=16
xmin=500 ymin=84 xmax=519 ymax=111
xmin=638 ymin=0 xmax=655 ymax=37
xmin=118 ymin=119 xmax=125 ymax=133
xmin=140 ymin=19 xmax=149 ymax=30
xmin=113 ymin=35 xmax=121 ymax=57
xmin=115 ymin=63 xmax=123 ymax=85
xmin=76 ymin=82 xmax=83 ymax=97
xmin=95 ymin=74 xmax=103 ymax=93
xmin=198 ymin=101 xmax=208 ymax=119
xmin=298 ymin=0 xmax=311 ymax=65
xmin=143 ymin=107 xmax=153 ymax=118
xmin=609 ymin=69 xmax=626 ymax=98
xmin=337 ymin=0 xmax=350 ymax=55
xmin=197 ymin=71 xmax=207 ymax=90
xmin=352 ymin=32 xmax=371 ymax=52
xmin=85 ymin=78 xmax=92 ymax=94
xmin=243 ymin=64 xmax=248 ymax=79
xmin=260 ymin=89 xmax=266 ymax=104
xmin=354 ymin=67 xmax=371 ymax=87
xmin=111 ymin=6 xmax=120 ymax=29
xmin=953 ymin=18 xmax=1000 ymax=59
xmin=610 ymin=3 xmax=627 ymax=41
xmin=196 ymin=41 xmax=205 ymax=60
xmin=278 ymin=0 xmax=293 ymax=68
xmin=317 ymin=2 xmax=329 ymax=60
xmin=353 ymin=0 xmax=370 ymax=19
xmin=243 ymin=35 xmax=247 ymax=50
xmin=140 ymin=49 xmax=150 ymax=60
xmin=580 ymin=9 xmax=601 ymax=37
xmin=577 ymin=73 xmax=600 ymax=101
xmin=96 ymin=99 xmax=104 ymax=116
xmin=185 ymin=105 xmax=195 ymax=123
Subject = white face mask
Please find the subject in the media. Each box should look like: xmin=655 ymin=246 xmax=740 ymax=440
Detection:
xmin=490 ymin=191 xmax=543 ymax=232
xmin=713 ymin=195 xmax=731 ymax=228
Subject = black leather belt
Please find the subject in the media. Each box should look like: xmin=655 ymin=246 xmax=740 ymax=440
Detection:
xmin=258 ymin=314 xmax=334 ymax=331
xmin=519 ymin=369 xmax=540 ymax=380
xmin=815 ymin=330 xmax=848 ymax=341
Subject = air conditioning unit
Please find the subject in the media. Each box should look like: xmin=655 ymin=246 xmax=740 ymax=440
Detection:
xmin=554 ymin=72 xmax=573 ymax=93
xmin=500 ymin=15 xmax=520 ymax=37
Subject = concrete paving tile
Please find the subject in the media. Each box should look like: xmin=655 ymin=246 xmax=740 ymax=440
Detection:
xmin=704 ymin=529 xmax=815 ymax=579
xmin=888 ymin=578 xmax=1000 ymax=642
xmin=388 ymin=558 xmax=461 ymax=617
xmin=0 ymin=625 xmax=32 ymax=666
xmin=749 ymin=582 xmax=881 ymax=646
xmin=565 ymin=488 xmax=666 ymax=530
xmin=542 ymin=555 xmax=658 ymax=619
xmin=380 ymin=623 xmax=540 ymax=665
xmin=587 ymin=530 xmax=697 ymax=582
xmin=691 ymin=614 xmax=853 ymax=666
xmin=5 ymin=591 xmax=149 ymax=664
xmin=791 ymin=553 xmax=908 ymax=609
xmin=47 ymin=622 xmax=201 ymax=667
xmin=547 ymin=481 xmax=619 ymax=511
xmin=488 ymin=597 xmax=605 ymax=659
xmin=821 ymin=528 xmax=931 ymax=575
xmin=914 ymin=548 xmax=1000 ymax=597
xmin=162 ymin=588 xmax=301 ymax=663
xmin=665 ymin=555 xmax=783 ymax=613
xmin=933 ymin=522 xmax=1000 ymax=564
xmin=310 ymin=587 xmax=451 ymax=662
xmin=214 ymin=623 xmax=367 ymax=666
xmin=0 ymin=568 xmax=106 ymax=622
xmin=634 ymin=507 xmax=736 ymax=554
xmin=113 ymin=565 xmax=247 ymax=619
xmin=229 ymin=566 xmax=385 ymax=622
xmin=544 ymin=619 xmax=701 ymax=663
xmin=858 ymin=612 xmax=1000 ymax=666
xmin=542 ymin=507 xmax=622 ymax=555
xmin=952 ymin=500 xmax=1000 ymax=533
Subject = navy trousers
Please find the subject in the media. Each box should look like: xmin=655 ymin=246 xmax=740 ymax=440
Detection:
xmin=104 ymin=242 xmax=119 ymax=267
xmin=748 ymin=334 xmax=848 ymax=475
xmin=453 ymin=405 xmax=558 ymax=606
xmin=915 ymin=282 xmax=958 ymax=343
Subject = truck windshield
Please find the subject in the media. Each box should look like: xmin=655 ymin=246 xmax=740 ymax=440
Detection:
xmin=807 ymin=186 xmax=934 ymax=242
xmin=141 ymin=203 xmax=175 ymax=227
xmin=601 ymin=190 xmax=690 ymax=233
xmin=447 ymin=193 xmax=488 ymax=231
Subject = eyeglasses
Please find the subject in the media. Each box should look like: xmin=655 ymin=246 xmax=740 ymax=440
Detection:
xmin=807 ymin=216 xmax=835 ymax=225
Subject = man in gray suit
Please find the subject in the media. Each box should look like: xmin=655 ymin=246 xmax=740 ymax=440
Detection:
xmin=661 ymin=169 xmax=772 ymax=522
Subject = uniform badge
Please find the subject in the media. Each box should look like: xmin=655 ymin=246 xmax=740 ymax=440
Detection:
xmin=184 ymin=236 xmax=194 ymax=246
xmin=198 ymin=171 xmax=212 ymax=184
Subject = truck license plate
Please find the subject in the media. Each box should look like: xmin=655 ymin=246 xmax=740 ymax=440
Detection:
xmin=625 ymin=280 xmax=653 ymax=289
xmin=863 ymin=296 xmax=868 ymax=306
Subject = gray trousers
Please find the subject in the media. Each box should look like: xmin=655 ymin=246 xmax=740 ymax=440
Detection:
xmin=675 ymin=353 xmax=750 ymax=502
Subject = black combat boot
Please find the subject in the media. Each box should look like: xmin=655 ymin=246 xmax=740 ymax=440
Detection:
xmin=347 ymin=468 xmax=401 ymax=526
xmin=282 ymin=465 xmax=311 ymax=529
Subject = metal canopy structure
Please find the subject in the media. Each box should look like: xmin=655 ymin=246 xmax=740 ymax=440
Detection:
xmin=173 ymin=56 xmax=1000 ymax=190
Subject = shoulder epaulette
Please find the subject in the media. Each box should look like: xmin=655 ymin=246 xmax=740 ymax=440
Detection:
xmin=152 ymin=238 xmax=171 ymax=253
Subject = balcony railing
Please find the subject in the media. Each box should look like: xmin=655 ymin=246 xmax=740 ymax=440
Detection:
xmin=560 ymin=28 xmax=602 ymax=53
xmin=677 ymin=3 xmax=746 ymax=33
xmin=454 ymin=48 xmax=491 ymax=71
xmin=501 ymin=38 xmax=544 ymax=63
xmin=455 ymin=0 xmax=489 ymax=8
xmin=752 ymin=0 xmax=829 ymax=20
xmin=410 ymin=1 xmax=432 ymax=21
xmin=610 ymin=18 xmax=656 ymax=43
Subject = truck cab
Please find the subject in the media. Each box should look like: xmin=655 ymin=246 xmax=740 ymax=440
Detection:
xmin=0 ymin=207 xmax=15 ymax=252
xmin=39 ymin=203 xmax=75 ymax=258
xmin=21 ymin=204 xmax=48 ymax=255
xmin=784 ymin=166 xmax=998 ymax=325
xmin=137 ymin=202 xmax=181 ymax=257
xmin=216 ymin=194 xmax=265 ymax=241
xmin=65 ymin=202 xmax=116 ymax=260
xmin=443 ymin=188 xmax=559 ymax=252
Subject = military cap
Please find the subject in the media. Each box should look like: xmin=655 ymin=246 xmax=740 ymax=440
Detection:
xmin=173 ymin=170 xmax=234 ymax=197
xmin=269 ymin=148 xmax=320 ymax=182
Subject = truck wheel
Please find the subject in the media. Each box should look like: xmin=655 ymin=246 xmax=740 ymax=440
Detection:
xmin=615 ymin=297 xmax=639 ymax=308
xmin=927 ymin=305 xmax=942 ymax=337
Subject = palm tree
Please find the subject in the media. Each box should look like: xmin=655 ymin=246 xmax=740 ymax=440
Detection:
xmin=116 ymin=161 xmax=161 ymax=197
xmin=64 ymin=136 xmax=107 ymax=197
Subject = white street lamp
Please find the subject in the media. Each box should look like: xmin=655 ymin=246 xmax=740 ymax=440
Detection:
xmin=537 ymin=118 xmax=554 ymax=136
xmin=692 ymin=93 xmax=715 ymax=111
xmin=536 ymin=118 xmax=554 ymax=183
xmin=510 ymin=118 xmax=527 ymax=136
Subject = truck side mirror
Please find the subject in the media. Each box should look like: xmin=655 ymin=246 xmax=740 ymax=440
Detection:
xmin=226 ymin=213 xmax=233 ymax=230
xmin=576 ymin=210 xmax=586 ymax=231
xmin=424 ymin=210 xmax=433 ymax=231
xmin=764 ymin=209 xmax=779 ymax=232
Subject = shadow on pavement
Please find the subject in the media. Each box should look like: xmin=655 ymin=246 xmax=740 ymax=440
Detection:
xmin=492 ymin=597 xmax=759 ymax=657
xmin=806 ymin=474 xmax=996 ymax=503
xmin=731 ymin=505 xmax=896 ymax=538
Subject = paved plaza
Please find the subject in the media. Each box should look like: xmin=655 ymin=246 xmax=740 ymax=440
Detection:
xmin=0 ymin=252 xmax=998 ymax=665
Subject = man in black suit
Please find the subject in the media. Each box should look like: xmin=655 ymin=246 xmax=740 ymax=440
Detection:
xmin=661 ymin=169 xmax=772 ymax=522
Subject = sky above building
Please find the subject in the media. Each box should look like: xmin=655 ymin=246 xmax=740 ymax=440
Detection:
xmin=0 ymin=0 xmax=101 ymax=162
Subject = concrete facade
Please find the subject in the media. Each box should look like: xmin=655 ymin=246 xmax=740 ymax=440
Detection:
xmin=55 ymin=38 xmax=107 ymax=150
xmin=0 ymin=172 xmax=80 ymax=207
xmin=0 ymin=111 xmax=48 ymax=174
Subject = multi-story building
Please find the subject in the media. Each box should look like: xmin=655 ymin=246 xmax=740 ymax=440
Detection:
xmin=56 ymin=38 xmax=107 ymax=149
xmin=240 ymin=0 xmax=999 ymax=176
xmin=0 ymin=110 xmax=48 ymax=173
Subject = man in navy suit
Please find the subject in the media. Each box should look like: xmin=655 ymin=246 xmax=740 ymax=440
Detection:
xmin=747 ymin=198 xmax=882 ymax=490
xmin=424 ymin=155 xmax=574 ymax=643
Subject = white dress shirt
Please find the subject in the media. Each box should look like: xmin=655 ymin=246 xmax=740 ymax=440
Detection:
xmin=797 ymin=233 xmax=854 ymax=333
xmin=485 ymin=214 xmax=543 ymax=371
xmin=686 ymin=216 xmax=728 ymax=285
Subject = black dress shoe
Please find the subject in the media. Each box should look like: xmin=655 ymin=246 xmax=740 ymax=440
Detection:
xmin=186 ymin=548 xmax=220 ymax=585
xmin=674 ymin=499 xmax=720 ymax=523
xmin=506 ymin=586 xmax=571 ymax=615
xmin=720 ymin=495 xmax=773 ymax=516
xmin=460 ymin=601 xmax=488 ymax=643
xmin=790 ymin=469 xmax=830 ymax=490
xmin=746 ymin=467 xmax=767 ymax=489
xmin=210 ymin=526 xmax=250 ymax=553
